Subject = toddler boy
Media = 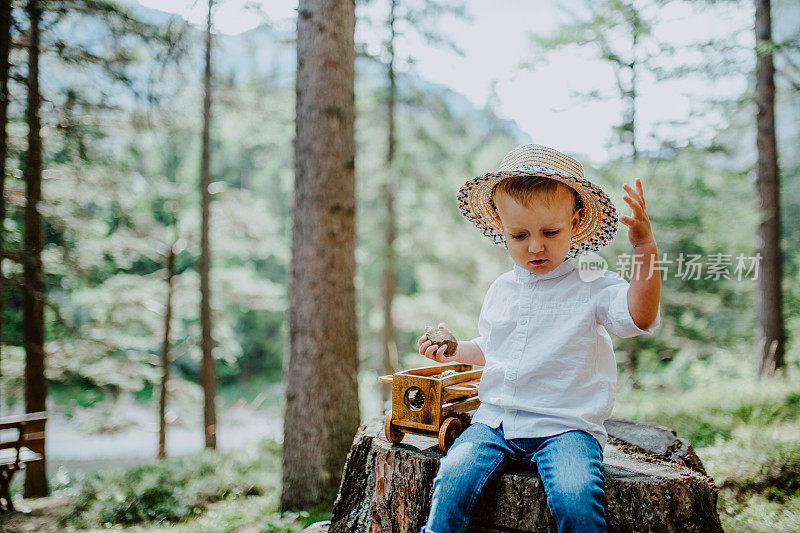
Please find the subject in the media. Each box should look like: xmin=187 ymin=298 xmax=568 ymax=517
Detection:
xmin=417 ymin=144 xmax=662 ymax=533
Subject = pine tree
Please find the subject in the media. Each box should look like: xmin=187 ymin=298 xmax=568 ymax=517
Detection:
xmin=21 ymin=0 xmax=47 ymax=498
xmin=198 ymin=0 xmax=217 ymax=450
xmin=371 ymin=0 xmax=468 ymax=406
xmin=282 ymin=0 xmax=359 ymax=508
xmin=0 ymin=0 xmax=12 ymax=417
xmin=754 ymin=0 xmax=785 ymax=376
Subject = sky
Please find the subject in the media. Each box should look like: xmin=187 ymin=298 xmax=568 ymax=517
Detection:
xmin=137 ymin=0 xmax=753 ymax=165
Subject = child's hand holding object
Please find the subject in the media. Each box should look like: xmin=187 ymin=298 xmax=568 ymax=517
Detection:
xmin=418 ymin=323 xmax=458 ymax=362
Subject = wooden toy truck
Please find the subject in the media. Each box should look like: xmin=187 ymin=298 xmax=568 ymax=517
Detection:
xmin=379 ymin=363 xmax=482 ymax=451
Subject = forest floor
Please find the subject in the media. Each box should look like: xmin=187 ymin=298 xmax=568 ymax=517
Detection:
xmin=1 ymin=376 xmax=294 ymax=532
xmin=1 ymin=369 xmax=799 ymax=532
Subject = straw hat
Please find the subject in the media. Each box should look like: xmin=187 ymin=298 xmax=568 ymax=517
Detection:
xmin=457 ymin=144 xmax=618 ymax=257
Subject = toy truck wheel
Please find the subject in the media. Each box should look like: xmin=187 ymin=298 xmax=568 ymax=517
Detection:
xmin=384 ymin=412 xmax=404 ymax=444
xmin=438 ymin=417 xmax=463 ymax=452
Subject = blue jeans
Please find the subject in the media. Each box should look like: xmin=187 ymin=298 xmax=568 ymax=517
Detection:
xmin=420 ymin=422 xmax=606 ymax=533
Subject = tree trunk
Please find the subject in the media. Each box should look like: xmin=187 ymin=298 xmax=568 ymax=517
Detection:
xmin=282 ymin=0 xmax=359 ymax=509
xmin=381 ymin=180 xmax=397 ymax=409
xmin=22 ymin=0 xmax=47 ymax=498
xmin=0 ymin=0 xmax=12 ymax=415
xmin=199 ymin=0 xmax=217 ymax=449
xmin=158 ymin=245 xmax=176 ymax=460
xmin=754 ymin=0 xmax=785 ymax=377
xmin=325 ymin=417 xmax=722 ymax=533
xmin=609 ymin=1 xmax=640 ymax=163
xmin=629 ymin=18 xmax=638 ymax=162
xmin=381 ymin=0 xmax=399 ymax=409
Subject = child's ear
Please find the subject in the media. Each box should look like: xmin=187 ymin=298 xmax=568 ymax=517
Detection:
xmin=572 ymin=208 xmax=583 ymax=232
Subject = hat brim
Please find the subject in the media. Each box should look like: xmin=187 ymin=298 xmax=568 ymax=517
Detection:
xmin=457 ymin=165 xmax=618 ymax=256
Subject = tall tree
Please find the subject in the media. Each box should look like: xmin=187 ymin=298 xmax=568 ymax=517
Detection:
xmin=282 ymin=0 xmax=359 ymax=509
xmin=22 ymin=0 xmax=47 ymax=497
xmin=199 ymin=0 xmax=217 ymax=449
xmin=754 ymin=0 xmax=784 ymax=376
xmin=0 ymin=0 xmax=12 ymax=415
xmin=376 ymin=0 xmax=467 ymax=406
xmin=380 ymin=0 xmax=399 ymax=407
xmin=158 ymin=241 xmax=176 ymax=459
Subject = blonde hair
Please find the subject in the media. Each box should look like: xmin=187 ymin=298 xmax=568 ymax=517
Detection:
xmin=492 ymin=176 xmax=583 ymax=213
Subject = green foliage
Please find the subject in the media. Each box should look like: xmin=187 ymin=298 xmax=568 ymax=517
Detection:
xmin=0 ymin=71 xmax=294 ymax=400
xmin=725 ymin=440 xmax=800 ymax=503
xmin=701 ymin=422 xmax=800 ymax=531
xmin=166 ymin=497 xmax=330 ymax=533
xmin=614 ymin=346 xmax=800 ymax=447
xmin=611 ymin=346 xmax=800 ymax=530
xmin=593 ymin=148 xmax=761 ymax=355
xmin=718 ymin=493 xmax=800 ymax=533
xmin=3 ymin=22 xmax=799 ymax=533
xmin=353 ymin=77 xmax=525 ymax=374
xmin=49 ymin=381 xmax=106 ymax=414
xmin=58 ymin=439 xmax=283 ymax=528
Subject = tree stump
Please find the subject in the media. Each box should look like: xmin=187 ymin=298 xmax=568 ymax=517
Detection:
xmin=324 ymin=416 xmax=722 ymax=533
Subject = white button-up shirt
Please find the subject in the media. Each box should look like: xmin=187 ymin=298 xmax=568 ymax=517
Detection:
xmin=469 ymin=257 xmax=661 ymax=451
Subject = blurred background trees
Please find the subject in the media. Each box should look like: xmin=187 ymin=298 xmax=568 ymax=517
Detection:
xmin=0 ymin=0 xmax=797 ymax=525
xmin=356 ymin=0 xmax=469 ymax=406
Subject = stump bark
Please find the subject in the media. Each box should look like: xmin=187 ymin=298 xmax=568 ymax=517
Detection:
xmin=325 ymin=416 xmax=722 ymax=533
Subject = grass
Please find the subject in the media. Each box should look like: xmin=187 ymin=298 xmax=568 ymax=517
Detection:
xmin=613 ymin=379 xmax=800 ymax=447
xmin=613 ymin=350 xmax=800 ymax=447
xmin=50 ymin=438 xmax=330 ymax=531
xmin=717 ymin=493 xmax=800 ymax=533
xmin=698 ymin=423 xmax=800 ymax=532
xmin=4 ymin=349 xmax=800 ymax=531
xmin=613 ymin=351 xmax=800 ymax=532
xmin=166 ymin=496 xmax=332 ymax=533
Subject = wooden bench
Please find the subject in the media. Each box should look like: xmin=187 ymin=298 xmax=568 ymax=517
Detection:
xmin=0 ymin=412 xmax=46 ymax=512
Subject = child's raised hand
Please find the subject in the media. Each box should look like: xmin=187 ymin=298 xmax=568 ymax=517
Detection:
xmin=620 ymin=178 xmax=656 ymax=248
xmin=418 ymin=322 xmax=457 ymax=363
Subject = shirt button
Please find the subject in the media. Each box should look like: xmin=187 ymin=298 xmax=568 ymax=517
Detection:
xmin=520 ymin=317 xmax=528 ymax=325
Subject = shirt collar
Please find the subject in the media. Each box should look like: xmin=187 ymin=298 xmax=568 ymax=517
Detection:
xmin=513 ymin=257 xmax=577 ymax=283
